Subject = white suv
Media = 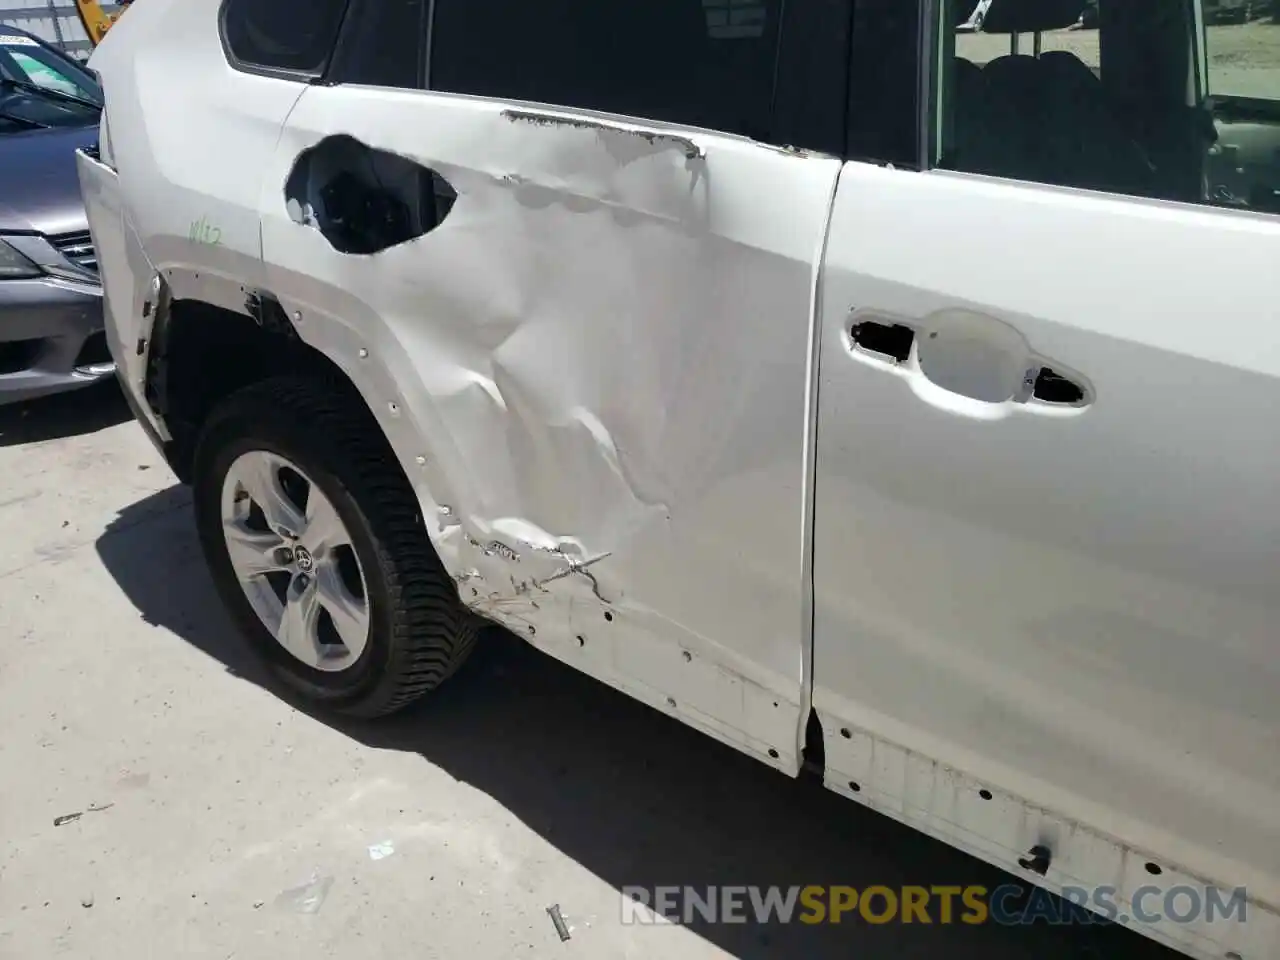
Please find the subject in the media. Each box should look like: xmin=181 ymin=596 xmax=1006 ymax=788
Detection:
xmin=78 ymin=0 xmax=1279 ymax=956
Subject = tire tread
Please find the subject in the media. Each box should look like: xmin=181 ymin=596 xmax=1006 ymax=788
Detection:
xmin=195 ymin=374 xmax=478 ymax=718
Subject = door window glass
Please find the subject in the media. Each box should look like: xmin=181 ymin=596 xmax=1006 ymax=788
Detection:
xmin=329 ymin=0 xmax=423 ymax=89
xmin=847 ymin=0 xmax=925 ymax=167
xmin=0 ymin=34 xmax=100 ymax=101
xmin=429 ymin=0 xmax=783 ymax=141
xmin=937 ymin=0 xmax=1280 ymax=216
xmin=1204 ymin=1 xmax=1280 ymax=100
xmin=1203 ymin=4 xmax=1280 ymax=210
xmin=954 ymin=0 xmax=1100 ymax=69
xmin=221 ymin=0 xmax=350 ymax=76
xmin=9 ymin=51 xmax=79 ymax=97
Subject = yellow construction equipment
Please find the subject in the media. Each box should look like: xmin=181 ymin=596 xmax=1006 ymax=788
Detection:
xmin=73 ymin=0 xmax=133 ymax=48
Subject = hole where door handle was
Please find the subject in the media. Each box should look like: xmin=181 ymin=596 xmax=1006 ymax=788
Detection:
xmin=850 ymin=320 xmax=915 ymax=364
xmin=1030 ymin=366 xmax=1084 ymax=405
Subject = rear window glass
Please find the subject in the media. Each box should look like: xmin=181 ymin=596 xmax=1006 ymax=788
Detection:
xmin=221 ymin=0 xmax=350 ymax=75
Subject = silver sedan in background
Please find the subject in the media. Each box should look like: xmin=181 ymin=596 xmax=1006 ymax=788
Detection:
xmin=0 ymin=27 xmax=110 ymax=405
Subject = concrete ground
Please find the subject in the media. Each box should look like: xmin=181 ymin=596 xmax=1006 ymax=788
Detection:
xmin=0 ymin=384 xmax=1178 ymax=960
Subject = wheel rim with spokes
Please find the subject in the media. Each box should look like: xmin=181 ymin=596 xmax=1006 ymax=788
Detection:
xmin=220 ymin=450 xmax=371 ymax=672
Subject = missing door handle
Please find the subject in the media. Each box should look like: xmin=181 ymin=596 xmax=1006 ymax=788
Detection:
xmin=850 ymin=320 xmax=915 ymax=364
xmin=1018 ymin=844 xmax=1053 ymax=876
xmin=1029 ymin=366 xmax=1085 ymax=405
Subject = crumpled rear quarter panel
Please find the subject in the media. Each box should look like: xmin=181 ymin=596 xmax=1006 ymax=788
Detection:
xmin=260 ymin=89 xmax=843 ymax=768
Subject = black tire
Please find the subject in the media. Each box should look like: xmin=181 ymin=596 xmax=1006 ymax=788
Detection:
xmin=192 ymin=374 xmax=479 ymax=718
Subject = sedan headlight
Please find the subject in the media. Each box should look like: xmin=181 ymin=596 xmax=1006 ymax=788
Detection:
xmin=0 ymin=238 xmax=41 ymax=280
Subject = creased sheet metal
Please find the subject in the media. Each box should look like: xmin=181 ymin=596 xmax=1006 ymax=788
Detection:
xmin=260 ymin=90 xmax=843 ymax=762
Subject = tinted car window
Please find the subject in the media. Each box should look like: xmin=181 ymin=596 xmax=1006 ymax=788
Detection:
xmin=847 ymin=0 xmax=922 ymax=167
xmin=429 ymin=0 xmax=783 ymax=141
xmin=0 ymin=32 xmax=102 ymax=132
xmin=1205 ymin=1 xmax=1280 ymax=100
xmin=0 ymin=34 xmax=101 ymax=103
xmin=938 ymin=0 xmax=1280 ymax=215
xmin=1202 ymin=4 xmax=1280 ymax=212
xmin=329 ymin=0 xmax=424 ymax=89
xmin=221 ymin=0 xmax=351 ymax=75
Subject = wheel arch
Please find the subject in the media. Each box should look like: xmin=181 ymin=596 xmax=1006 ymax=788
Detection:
xmin=146 ymin=266 xmax=465 ymax=592
xmin=147 ymin=283 xmax=389 ymax=486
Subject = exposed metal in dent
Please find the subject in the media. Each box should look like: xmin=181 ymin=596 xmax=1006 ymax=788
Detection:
xmin=501 ymin=108 xmax=705 ymax=161
xmin=139 ymin=270 xmax=173 ymax=420
xmin=533 ymin=552 xmax=612 ymax=605
xmin=503 ymin=108 xmax=828 ymax=163
xmin=471 ymin=538 xmax=520 ymax=563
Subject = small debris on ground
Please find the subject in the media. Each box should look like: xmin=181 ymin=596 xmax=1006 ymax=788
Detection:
xmin=274 ymin=874 xmax=333 ymax=915
xmin=81 ymin=894 xmax=94 ymax=909
xmin=546 ymin=903 xmax=571 ymax=942
xmin=54 ymin=802 xmax=114 ymax=827
xmin=367 ymin=840 xmax=395 ymax=861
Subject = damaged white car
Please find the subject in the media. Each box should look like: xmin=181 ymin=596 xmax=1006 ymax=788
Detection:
xmin=78 ymin=0 xmax=1278 ymax=956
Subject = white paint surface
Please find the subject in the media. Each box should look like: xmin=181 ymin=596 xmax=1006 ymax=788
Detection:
xmin=74 ymin=1 xmax=1280 ymax=958
xmin=814 ymin=163 xmax=1280 ymax=959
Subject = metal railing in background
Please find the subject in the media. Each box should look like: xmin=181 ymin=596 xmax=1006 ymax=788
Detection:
xmin=0 ymin=1 xmax=121 ymax=59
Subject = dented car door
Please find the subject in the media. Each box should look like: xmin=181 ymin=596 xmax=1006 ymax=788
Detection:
xmin=258 ymin=86 xmax=843 ymax=770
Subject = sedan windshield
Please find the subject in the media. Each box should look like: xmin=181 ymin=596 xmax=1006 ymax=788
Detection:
xmin=0 ymin=32 xmax=101 ymax=133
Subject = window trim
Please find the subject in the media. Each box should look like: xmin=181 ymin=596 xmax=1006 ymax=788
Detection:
xmin=422 ymin=0 xmax=437 ymax=90
xmin=1177 ymin=0 xmax=1204 ymax=108
xmin=919 ymin=0 xmax=940 ymax=169
xmin=218 ymin=0 xmax=354 ymax=83
xmin=843 ymin=0 xmax=928 ymax=169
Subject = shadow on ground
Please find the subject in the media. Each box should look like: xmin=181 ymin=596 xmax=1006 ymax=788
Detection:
xmin=96 ymin=488 xmax=1177 ymax=960
xmin=0 ymin=380 xmax=130 ymax=447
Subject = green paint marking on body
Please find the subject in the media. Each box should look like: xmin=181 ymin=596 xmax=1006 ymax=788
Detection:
xmin=188 ymin=215 xmax=222 ymax=247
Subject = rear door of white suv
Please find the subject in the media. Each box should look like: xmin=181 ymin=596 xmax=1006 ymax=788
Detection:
xmin=812 ymin=0 xmax=1280 ymax=956
xmin=242 ymin=0 xmax=849 ymax=771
